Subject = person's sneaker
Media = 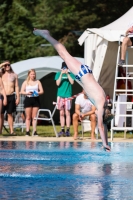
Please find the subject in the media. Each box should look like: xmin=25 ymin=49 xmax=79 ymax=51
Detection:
xmin=65 ymin=130 xmax=70 ymax=137
xmin=118 ymin=60 xmax=125 ymax=67
xmin=33 ymin=131 xmax=38 ymax=136
xmin=58 ymin=131 xmax=65 ymax=137
xmin=25 ymin=132 xmax=30 ymax=136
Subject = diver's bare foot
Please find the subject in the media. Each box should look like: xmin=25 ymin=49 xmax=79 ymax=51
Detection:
xmin=33 ymin=28 xmax=50 ymax=39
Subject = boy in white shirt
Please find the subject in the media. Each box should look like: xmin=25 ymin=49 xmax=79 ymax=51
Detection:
xmin=73 ymin=90 xmax=96 ymax=140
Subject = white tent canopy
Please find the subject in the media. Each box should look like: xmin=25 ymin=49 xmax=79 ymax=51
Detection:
xmin=78 ymin=7 xmax=133 ymax=97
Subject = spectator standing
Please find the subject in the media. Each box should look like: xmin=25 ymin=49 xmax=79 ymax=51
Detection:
xmin=55 ymin=62 xmax=75 ymax=137
xmin=0 ymin=60 xmax=19 ymax=135
xmin=20 ymin=69 xmax=44 ymax=136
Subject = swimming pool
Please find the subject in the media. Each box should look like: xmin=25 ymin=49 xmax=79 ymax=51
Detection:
xmin=0 ymin=141 xmax=133 ymax=200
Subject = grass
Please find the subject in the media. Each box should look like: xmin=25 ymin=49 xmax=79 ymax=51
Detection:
xmin=2 ymin=125 xmax=133 ymax=139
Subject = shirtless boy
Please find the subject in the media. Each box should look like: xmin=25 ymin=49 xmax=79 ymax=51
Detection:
xmin=0 ymin=60 xmax=20 ymax=135
xmin=33 ymin=29 xmax=111 ymax=151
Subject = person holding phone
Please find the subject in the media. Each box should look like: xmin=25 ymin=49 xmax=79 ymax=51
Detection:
xmin=55 ymin=62 xmax=75 ymax=137
xmin=20 ymin=69 xmax=44 ymax=136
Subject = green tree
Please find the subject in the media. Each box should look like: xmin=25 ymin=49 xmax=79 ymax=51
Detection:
xmin=0 ymin=0 xmax=132 ymax=62
xmin=0 ymin=0 xmax=40 ymax=62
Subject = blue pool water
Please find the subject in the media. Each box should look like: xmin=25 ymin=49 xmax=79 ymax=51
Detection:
xmin=0 ymin=141 xmax=133 ymax=200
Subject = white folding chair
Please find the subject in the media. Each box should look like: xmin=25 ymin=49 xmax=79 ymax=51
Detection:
xmin=81 ymin=119 xmax=99 ymax=139
xmin=14 ymin=94 xmax=26 ymax=132
xmin=14 ymin=112 xmax=26 ymax=132
xmin=33 ymin=105 xmax=58 ymax=137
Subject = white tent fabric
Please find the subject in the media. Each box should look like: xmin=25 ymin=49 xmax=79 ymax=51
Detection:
xmin=115 ymin=94 xmax=127 ymax=127
xmin=78 ymin=7 xmax=133 ymax=97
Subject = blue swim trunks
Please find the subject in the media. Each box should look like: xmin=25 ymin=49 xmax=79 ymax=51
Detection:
xmin=75 ymin=65 xmax=92 ymax=81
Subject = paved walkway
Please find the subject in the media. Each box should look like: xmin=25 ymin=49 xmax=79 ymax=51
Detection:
xmin=0 ymin=136 xmax=133 ymax=143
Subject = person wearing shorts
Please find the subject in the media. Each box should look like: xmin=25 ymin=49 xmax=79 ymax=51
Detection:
xmin=55 ymin=62 xmax=75 ymax=137
xmin=73 ymin=90 xmax=96 ymax=140
xmin=118 ymin=21 xmax=133 ymax=66
xmin=0 ymin=60 xmax=19 ymax=135
xmin=20 ymin=69 xmax=44 ymax=136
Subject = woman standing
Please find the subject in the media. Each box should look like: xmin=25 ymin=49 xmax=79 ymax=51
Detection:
xmin=20 ymin=69 xmax=44 ymax=136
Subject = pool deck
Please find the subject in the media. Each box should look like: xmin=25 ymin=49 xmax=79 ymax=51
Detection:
xmin=0 ymin=136 xmax=133 ymax=143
